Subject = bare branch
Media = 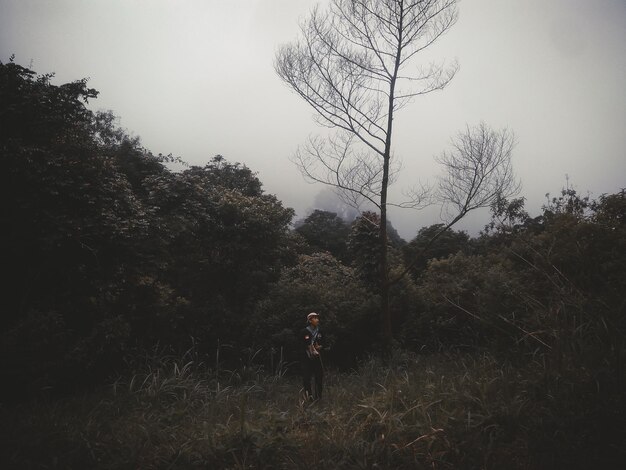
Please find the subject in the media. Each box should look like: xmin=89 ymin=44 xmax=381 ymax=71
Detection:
xmin=275 ymin=0 xmax=461 ymax=177
xmin=388 ymin=180 xmax=435 ymax=209
xmin=436 ymin=122 xmax=522 ymax=221
xmin=289 ymin=132 xmax=382 ymax=210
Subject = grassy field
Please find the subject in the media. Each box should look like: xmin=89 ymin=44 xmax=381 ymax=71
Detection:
xmin=1 ymin=350 xmax=624 ymax=469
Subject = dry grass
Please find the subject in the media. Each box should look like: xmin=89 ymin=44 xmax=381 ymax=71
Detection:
xmin=1 ymin=349 xmax=624 ymax=469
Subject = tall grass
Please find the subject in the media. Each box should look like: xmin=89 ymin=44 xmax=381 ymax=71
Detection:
xmin=1 ymin=348 xmax=623 ymax=469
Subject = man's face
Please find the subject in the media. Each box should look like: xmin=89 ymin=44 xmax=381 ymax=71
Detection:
xmin=310 ymin=316 xmax=320 ymax=327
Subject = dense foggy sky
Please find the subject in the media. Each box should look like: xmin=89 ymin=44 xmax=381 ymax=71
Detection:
xmin=1 ymin=0 xmax=625 ymax=239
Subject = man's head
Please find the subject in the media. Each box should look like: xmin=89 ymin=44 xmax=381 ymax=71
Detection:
xmin=307 ymin=312 xmax=320 ymax=327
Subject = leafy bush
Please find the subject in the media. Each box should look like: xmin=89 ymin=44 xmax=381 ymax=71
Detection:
xmin=251 ymin=252 xmax=378 ymax=369
xmin=3 ymin=351 xmax=623 ymax=469
xmin=0 ymin=59 xmax=295 ymax=398
xmin=408 ymin=252 xmax=530 ymax=351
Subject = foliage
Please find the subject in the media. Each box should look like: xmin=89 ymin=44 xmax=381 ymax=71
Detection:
xmin=411 ymin=252 xmax=528 ymax=351
xmin=413 ymin=190 xmax=626 ymax=390
xmin=0 ymin=59 xmax=295 ymax=399
xmin=348 ymin=211 xmax=405 ymax=286
xmin=1 ymin=58 xmax=152 ymax=397
xmin=506 ymin=191 xmax=626 ymax=385
xmin=251 ymin=252 xmax=377 ymax=369
xmin=2 ymin=351 xmax=623 ymax=470
xmin=142 ymin=158 xmax=295 ymax=345
xmin=347 ymin=211 xmax=419 ymax=342
xmin=403 ymin=224 xmax=470 ymax=279
xmin=591 ymin=188 xmax=626 ymax=229
xmin=1 ymin=56 xmax=624 ymax=469
xmin=295 ymin=209 xmax=351 ymax=262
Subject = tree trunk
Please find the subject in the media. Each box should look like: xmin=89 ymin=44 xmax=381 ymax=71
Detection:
xmin=379 ymin=5 xmax=404 ymax=349
xmin=380 ymin=159 xmax=392 ymax=347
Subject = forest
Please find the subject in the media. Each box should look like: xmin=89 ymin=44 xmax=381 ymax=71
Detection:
xmin=1 ymin=57 xmax=625 ymax=469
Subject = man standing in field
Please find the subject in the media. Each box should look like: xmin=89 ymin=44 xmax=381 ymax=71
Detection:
xmin=301 ymin=312 xmax=323 ymax=401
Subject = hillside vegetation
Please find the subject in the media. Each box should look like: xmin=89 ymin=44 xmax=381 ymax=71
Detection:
xmin=1 ymin=59 xmax=624 ymax=469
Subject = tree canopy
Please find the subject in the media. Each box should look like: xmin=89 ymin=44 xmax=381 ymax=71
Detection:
xmin=0 ymin=59 xmax=295 ymax=398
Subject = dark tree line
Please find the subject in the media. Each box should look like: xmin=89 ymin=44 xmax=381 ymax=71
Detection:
xmin=2 ymin=58 xmax=625 ymax=406
xmin=1 ymin=59 xmax=296 ymax=399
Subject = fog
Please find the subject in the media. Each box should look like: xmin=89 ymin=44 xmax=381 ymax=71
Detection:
xmin=1 ymin=0 xmax=624 ymax=239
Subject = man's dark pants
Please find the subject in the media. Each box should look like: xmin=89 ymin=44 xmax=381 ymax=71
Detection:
xmin=302 ymin=355 xmax=323 ymax=400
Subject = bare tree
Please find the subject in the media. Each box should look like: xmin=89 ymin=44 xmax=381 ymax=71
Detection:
xmin=438 ymin=122 xmax=520 ymax=224
xmin=276 ymin=0 xmax=519 ymax=346
xmin=393 ymin=122 xmax=521 ymax=282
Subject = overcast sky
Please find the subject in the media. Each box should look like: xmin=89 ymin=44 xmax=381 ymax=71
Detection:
xmin=2 ymin=0 xmax=625 ymax=239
